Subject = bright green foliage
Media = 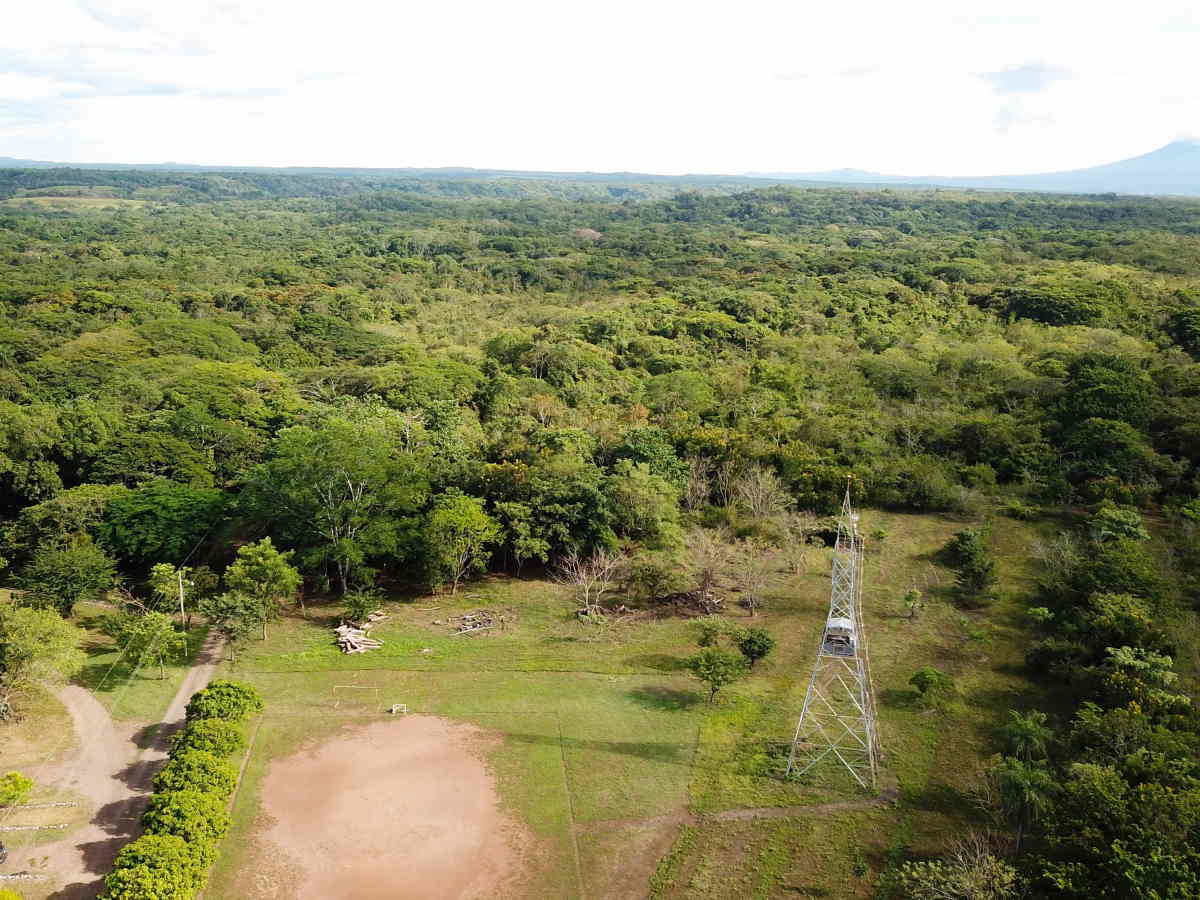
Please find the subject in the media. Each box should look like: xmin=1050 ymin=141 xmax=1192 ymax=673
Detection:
xmin=103 ymin=611 xmax=188 ymax=680
xmin=687 ymin=647 xmax=747 ymax=703
xmin=247 ymin=409 xmax=429 ymax=593
xmin=99 ymin=480 xmax=228 ymax=568
xmin=199 ymin=592 xmax=262 ymax=661
xmin=184 ymin=680 xmax=263 ymax=723
xmin=1087 ymin=501 xmax=1151 ymax=543
xmin=169 ymin=719 xmax=246 ymax=758
xmin=153 ymin=750 xmax=237 ymax=799
xmin=0 ymin=888 xmax=23 ymax=900
xmin=605 ymin=460 xmax=682 ymax=549
xmin=423 ymin=491 xmax=500 ymax=593
xmin=898 ymin=854 xmax=1019 ymax=899
xmin=0 ymin=770 xmax=33 ymax=806
xmin=15 ymin=535 xmax=116 ymax=615
xmin=224 ymin=537 xmax=301 ymax=636
xmin=101 ymin=832 xmax=208 ymax=900
xmin=909 ymin=666 xmax=956 ymax=705
xmin=1 ymin=482 xmax=129 ymax=566
xmin=141 ymin=789 xmax=230 ymax=844
xmin=999 ymin=710 xmax=1053 ymax=762
xmin=0 ymin=605 xmax=86 ymax=718
xmin=735 ymin=627 xmax=775 ymax=667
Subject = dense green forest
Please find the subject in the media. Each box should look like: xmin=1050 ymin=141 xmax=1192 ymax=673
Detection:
xmin=2 ymin=169 xmax=1200 ymax=896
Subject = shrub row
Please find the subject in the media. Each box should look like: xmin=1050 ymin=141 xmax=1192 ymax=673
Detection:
xmin=101 ymin=680 xmax=263 ymax=900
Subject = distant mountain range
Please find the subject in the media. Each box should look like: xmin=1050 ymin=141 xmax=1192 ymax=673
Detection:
xmin=4 ymin=140 xmax=1200 ymax=197
xmin=748 ymin=140 xmax=1200 ymax=197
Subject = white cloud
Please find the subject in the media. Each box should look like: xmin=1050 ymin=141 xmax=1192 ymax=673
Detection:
xmin=1 ymin=0 xmax=1197 ymax=175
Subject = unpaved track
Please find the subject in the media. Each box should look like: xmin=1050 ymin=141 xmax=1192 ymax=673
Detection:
xmin=24 ymin=630 xmax=225 ymax=900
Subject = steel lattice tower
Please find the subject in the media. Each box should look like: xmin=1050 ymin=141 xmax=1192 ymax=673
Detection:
xmin=785 ymin=488 xmax=881 ymax=788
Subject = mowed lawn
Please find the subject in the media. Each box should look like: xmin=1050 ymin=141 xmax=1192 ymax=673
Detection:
xmin=206 ymin=509 xmax=1051 ymax=899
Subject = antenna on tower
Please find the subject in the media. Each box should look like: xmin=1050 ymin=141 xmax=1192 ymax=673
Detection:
xmin=785 ymin=481 xmax=880 ymax=788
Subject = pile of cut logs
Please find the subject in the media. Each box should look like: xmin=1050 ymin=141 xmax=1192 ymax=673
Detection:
xmin=335 ymin=610 xmax=387 ymax=654
xmin=452 ymin=610 xmax=496 ymax=635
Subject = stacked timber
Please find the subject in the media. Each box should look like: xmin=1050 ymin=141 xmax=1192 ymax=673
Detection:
xmin=335 ymin=610 xmax=387 ymax=654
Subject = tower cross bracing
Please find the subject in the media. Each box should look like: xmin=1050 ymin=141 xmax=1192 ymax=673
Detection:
xmin=785 ymin=489 xmax=881 ymax=788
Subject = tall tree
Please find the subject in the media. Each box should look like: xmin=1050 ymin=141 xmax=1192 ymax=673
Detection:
xmin=224 ymin=538 xmax=302 ymax=636
xmin=16 ymin=535 xmax=116 ymax=616
xmin=423 ymin=492 xmax=500 ymax=594
xmin=248 ymin=410 xmax=428 ymax=593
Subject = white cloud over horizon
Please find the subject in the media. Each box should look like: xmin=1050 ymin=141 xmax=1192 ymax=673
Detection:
xmin=1 ymin=0 xmax=1198 ymax=176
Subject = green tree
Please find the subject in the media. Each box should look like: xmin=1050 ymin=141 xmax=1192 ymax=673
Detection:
xmin=169 ymin=719 xmax=245 ymax=758
xmin=424 ymin=491 xmax=500 ymax=594
xmin=990 ymin=756 xmax=1057 ymax=853
xmin=736 ymin=627 xmax=775 ymax=667
xmin=103 ymin=611 xmax=188 ymax=680
xmin=198 ymin=593 xmax=262 ymax=663
xmin=0 ymin=771 xmax=33 ymax=806
xmin=141 ymin=789 xmax=230 ymax=845
xmin=687 ymin=647 xmax=747 ymax=703
xmin=0 ymin=606 xmax=86 ymax=719
xmin=248 ymin=412 xmax=428 ymax=593
xmin=99 ymin=480 xmax=227 ymax=568
xmin=184 ymin=680 xmax=263 ymax=722
xmin=224 ymin=537 xmax=302 ymax=636
xmin=153 ymin=750 xmax=237 ymax=799
xmin=1000 ymin=709 xmax=1053 ymax=762
xmin=15 ymin=535 xmax=116 ymax=616
xmin=909 ymin=666 xmax=956 ymax=706
xmin=101 ymin=833 xmax=207 ymax=900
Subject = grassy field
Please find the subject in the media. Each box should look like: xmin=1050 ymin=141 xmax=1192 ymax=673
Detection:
xmin=72 ymin=602 xmax=210 ymax=723
xmin=0 ymin=196 xmax=148 ymax=210
xmin=204 ymin=508 xmax=1051 ymax=899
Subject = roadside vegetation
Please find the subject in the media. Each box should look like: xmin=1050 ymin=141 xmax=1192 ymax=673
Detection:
xmin=1 ymin=168 xmax=1199 ymax=896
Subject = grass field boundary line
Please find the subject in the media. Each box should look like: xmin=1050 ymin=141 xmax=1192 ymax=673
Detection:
xmin=556 ymin=711 xmax=587 ymax=900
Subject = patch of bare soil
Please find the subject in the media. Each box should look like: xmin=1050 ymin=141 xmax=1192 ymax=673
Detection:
xmin=252 ymin=716 xmax=533 ymax=900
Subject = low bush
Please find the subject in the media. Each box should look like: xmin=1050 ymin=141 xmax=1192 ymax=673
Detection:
xmin=184 ymin=680 xmax=263 ymax=722
xmin=169 ymin=718 xmax=245 ymax=758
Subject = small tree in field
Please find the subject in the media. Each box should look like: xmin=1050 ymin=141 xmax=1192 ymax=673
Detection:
xmin=104 ymin=611 xmax=188 ymax=680
xmin=224 ymin=538 xmax=302 ymax=636
xmin=688 ymin=648 xmax=747 ymax=703
xmin=16 ymin=535 xmax=116 ymax=616
xmin=199 ymin=592 xmax=262 ymax=663
xmin=909 ymin=666 xmax=956 ymax=707
xmin=102 ymin=833 xmax=206 ymax=900
xmin=736 ymin=627 xmax=775 ymax=667
xmin=424 ymin=492 xmax=501 ymax=594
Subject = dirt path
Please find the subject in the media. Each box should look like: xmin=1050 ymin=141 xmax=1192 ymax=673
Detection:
xmin=243 ymin=716 xmax=534 ymax=900
xmin=22 ymin=630 xmax=225 ymax=900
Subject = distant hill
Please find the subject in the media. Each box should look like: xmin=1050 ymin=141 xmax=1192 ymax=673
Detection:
xmin=753 ymin=140 xmax=1200 ymax=197
xmin=5 ymin=141 xmax=1200 ymax=197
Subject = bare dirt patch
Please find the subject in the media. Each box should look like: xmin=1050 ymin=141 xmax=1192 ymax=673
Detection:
xmin=250 ymin=716 xmax=533 ymax=900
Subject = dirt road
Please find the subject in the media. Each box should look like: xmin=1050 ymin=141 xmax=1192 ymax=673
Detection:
xmin=24 ymin=629 xmax=225 ymax=900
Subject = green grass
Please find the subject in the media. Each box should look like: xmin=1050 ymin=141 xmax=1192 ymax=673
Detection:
xmin=204 ymin=508 xmax=1053 ymax=898
xmin=72 ymin=602 xmax=210 ymax=722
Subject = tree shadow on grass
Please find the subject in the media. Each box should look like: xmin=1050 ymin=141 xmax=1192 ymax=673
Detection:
xmin=624 ymin=653 xmax=688 ymax=672
xmin=627 ymin=685 xmax=702 ymax=712
xmin=506 ymin=730 xmax=695 ymax=766
xmin=878 ymin=687 xmax=924 ymax=710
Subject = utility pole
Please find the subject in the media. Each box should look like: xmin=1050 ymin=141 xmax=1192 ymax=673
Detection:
xmin=177 ymin=568 xmax=187 ymax=629
xmin=786 ymin=485 xmax=881 ymax=789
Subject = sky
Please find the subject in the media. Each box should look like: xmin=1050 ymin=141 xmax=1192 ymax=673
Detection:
xmin=2 ymin=0 xmax=1198 ymax=176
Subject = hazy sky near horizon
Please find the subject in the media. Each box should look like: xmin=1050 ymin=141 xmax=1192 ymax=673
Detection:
xmin=3 ymin=0 xmax=1198 ymax=175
